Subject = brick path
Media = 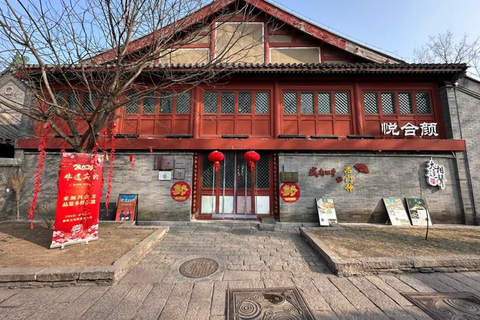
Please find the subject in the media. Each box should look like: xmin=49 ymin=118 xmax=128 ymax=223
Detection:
xmin=1 ymin=224 xmax=480 ymax=319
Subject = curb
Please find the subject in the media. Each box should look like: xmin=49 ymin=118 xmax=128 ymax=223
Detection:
xmin=300 ymin=227 xmax=480 ymax=277
xmin=0 ymin=226 xmax=168 ymax=288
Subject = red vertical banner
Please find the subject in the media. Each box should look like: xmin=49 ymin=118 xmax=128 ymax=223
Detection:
xmin=51 ymin=153 xmax=104 ymax=249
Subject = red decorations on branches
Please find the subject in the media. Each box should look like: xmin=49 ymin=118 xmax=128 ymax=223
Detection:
xmin=29 ymin=122 xmax=49 ymax=229
xmin=208 ymin=150 xmax=224 ymax=172
xmin=105 ymin=124 xmax=116 ymax=212
xmin=129 ymin=155 xmax=135 ymax=170
xmin=244 ymin=151 xmax=260 ymax=171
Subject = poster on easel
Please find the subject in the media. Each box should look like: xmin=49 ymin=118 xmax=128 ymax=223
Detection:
xmin=115 ymin=194 xmax=138 ymax=222
xmin=316 ymin=198 xmax=338 ymax=226
xmin=382 ymin=198 xmax=411 ymax=226
xmin=406 ymin=198 xmax=432 ymax=226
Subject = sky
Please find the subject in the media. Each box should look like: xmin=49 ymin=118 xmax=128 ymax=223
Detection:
xmin=269 ymin=0 xmax=480 ymax=62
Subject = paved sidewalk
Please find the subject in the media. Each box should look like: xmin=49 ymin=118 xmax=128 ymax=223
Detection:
xmin=0 ymin=223 xmax=479 ymax=319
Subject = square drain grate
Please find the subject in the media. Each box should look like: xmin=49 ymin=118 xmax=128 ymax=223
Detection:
xmin=402 ymin=292 xmax=480 ymax=320
xmin=227 ymin=287 xmax=314 ymax=320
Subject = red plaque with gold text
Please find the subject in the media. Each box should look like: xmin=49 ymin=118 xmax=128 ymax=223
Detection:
xmin=51 ymin=153 xmax=104 ymax=249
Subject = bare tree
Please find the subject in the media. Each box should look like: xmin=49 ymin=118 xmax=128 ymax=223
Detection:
xmin=0 ymin=0 xmax=270 ymax=152
xmin=414 ymin=31 xmax=480 ymax=78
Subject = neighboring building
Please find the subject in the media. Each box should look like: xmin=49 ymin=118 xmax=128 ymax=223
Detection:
xmin=13 ymin=0 xmax=478 ymax=225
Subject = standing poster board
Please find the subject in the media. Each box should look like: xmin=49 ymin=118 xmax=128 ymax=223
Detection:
xmin=316 ymin=198 xmax=338 ymax=226
xmin=406 ymin=198 xmax=432 ymax=226
xmin=382 ymin=198 xmax=411 ymax=226
xmin=115 ymin=194 xmax=138 ymax=222
xmin=51 ymin=153 xmax=104 ymax=249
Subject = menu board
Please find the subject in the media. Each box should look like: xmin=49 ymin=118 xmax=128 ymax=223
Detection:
xmin=316 ymin=198 xmax=338 ymax=226
xmin=406 ymin=198 xmax=432 ymax=226
xmin=115 ymin=194 xmax=138 ymax=222
xmin=382 ymin=198 xmax=411 ymax=226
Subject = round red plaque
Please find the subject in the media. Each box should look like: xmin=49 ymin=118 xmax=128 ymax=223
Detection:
xmin=280 ymin=183 xmax=301 ymax=203
xmin=170 ymin=181 xmax=191 ymax=202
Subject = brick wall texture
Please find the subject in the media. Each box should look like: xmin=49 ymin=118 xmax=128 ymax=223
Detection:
xmin=278 ymin=153 xmax=465 ymax=224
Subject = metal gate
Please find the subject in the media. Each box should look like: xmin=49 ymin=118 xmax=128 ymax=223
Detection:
xmin=200 ymin=151 xmax=271 ymax=218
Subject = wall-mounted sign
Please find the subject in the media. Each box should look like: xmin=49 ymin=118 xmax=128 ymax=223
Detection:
xmin=280 ymin=172 xmax=298 ymax=183
xmin=344 ymin=165 xmax=354 ymax=192
xmin=382 ymin=198 xmax=411 ymax=226
xmin=309 ymin=167 xmax=336 ymax=177
xmin=316 ymin=198 xmax=337 ymax=226
xmin=158 ymin=171 xmax=172 ymax=180
xmin=280 ymin=183 xmax=300 ymax=203
xmin=406 ymin=198 xmax=432 ymax=226
xmin=425 ymin=158 xmax=446 ymax=190
xmin=115 ymin=194 xmax=138 ymax=221
xmin=51 ymin=153 xmax=104 ymax=249
xmin=171 ymin=181 xmax=191 ymax=202
xmin=174 ymin=169 xmax=185 ymax=180
xmin=154 ymin=155 xmax=174 ymax=170
xmin=381 ymin=122 xmax=438 ymax=137
xmin=175 ymin=158 xmax=186 ymax=169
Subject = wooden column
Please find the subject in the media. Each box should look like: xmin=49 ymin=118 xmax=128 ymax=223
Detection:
xmin=251 ymin=166 xmax=256 ymax=216
xmin=353 ymin=81 xmax=365 ymax=135
xmin=273 ymin=80 xmax=281 ymax=138
xmin=192 ymin=87 xmax=201 ymax=139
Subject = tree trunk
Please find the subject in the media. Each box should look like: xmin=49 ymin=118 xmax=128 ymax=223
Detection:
xmin=16 ymin=193 xmax=20 ymax=220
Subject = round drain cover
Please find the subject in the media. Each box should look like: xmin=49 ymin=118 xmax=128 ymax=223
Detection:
xmin=231 ymin=228 xmax=251 ymax=235
xmin=179 ymin=258 xmax=219 ymax=278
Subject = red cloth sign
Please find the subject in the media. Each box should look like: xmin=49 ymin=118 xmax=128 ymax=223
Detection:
xmin=280 ymin=183 xmax=301 ymax=203
xmin=51 ymin=153 xmax=104 ymax=249
xmin=170 ymin=181 xmax=191 ymax=202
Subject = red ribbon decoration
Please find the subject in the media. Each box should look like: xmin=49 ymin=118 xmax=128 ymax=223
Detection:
xmin=101 ymin=129 xmax=109 ymax=215
xmin=149 ymin=146 xmax=153 ymax=157
xmin=28 ymin=122 xmax=50 ymax=229
xmin=105 ymin=124 xmax=116 ymax=212
xmin=129 ymin=155 xmax=135 ymax=170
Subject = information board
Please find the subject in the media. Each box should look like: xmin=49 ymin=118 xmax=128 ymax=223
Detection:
xmin=382 ymin=198 xmax=411 ymax=226
xmin=406 ymin=198 xmax=432 ymax=226
xmin=115 ymin=194 xmax=138 ymax=222
xmin=316 ymin=198 xmax=338 ymax=226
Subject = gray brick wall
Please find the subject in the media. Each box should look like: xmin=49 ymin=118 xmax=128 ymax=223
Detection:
xmin=0 ymin=158 xmax=23 ymax=220
xmin=278 ymin=153 xmax=465 ymax=224
xmin=13 ymin=152 xmax=194 ymax=222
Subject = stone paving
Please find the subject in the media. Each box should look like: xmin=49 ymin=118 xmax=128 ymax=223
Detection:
xmin=0 ymin=223 xmax=480 ymax=319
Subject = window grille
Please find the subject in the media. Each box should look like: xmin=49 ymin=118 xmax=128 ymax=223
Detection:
xmin=238 ymin=92 xmax=251 ymax=114
xmin=220 ymin=152 xmax=236 ymax=188
xmin=317 ymin=92 xmax=332 ymax=114
xmin=125 ymin=93 xmax=139 ymax=114
xmin=334 ymin=92 xmax=350 ymax=114
xmin=204 ymin=91 xmax=218 ymax=114
xmin=142 ymin=94 xmax=157 ymax=114
xmin=416 ymin=92 xmax=431 ymax=114
xmin=381 ymin=92 xmax=395 ymax=114
xmin=363 ymin=92 xmax=378 ymax=114
xmin=236 ymin=152 xmax=251 ymax=189
xmin=283 ymin=92 xmax=297 ymax=114
xmin=82 ymin=92 xmax=96 ymax=113
xmin=399 ymin=92 xmax=413 ymax=114
xmin=66 ymin=92 xmax=80 ymax=111
xmin=255 ymin=153 xmax=269 ymax=189
xmin=159 ymin=92 xmax=172 ymax=113
xmin=176 ymin=92 xmax=190 ymax=114
xmin=255 ymin=92 xmax=269 ymax=114
xmin=52 ymin=92 xmax=64 ymax=106
xmin=300 ymin=92 xmax=314 ymax=114
xmin=221 ymin=92 xmax=234 ymax=114
xmin=202 ymin=153 xmax=214 ymax=188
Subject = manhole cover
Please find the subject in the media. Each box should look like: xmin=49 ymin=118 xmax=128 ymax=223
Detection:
xmin=231 ymin=228 xmax=251 ymax=235
xmin=179 ymin=258 xmax=219 ymax=278
xmin=403 ymin=292 xmax=480 ymax=320
xmin=227 ymin=287 xmax=314 ymax=320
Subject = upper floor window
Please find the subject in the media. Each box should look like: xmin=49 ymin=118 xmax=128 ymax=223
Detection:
xmin=204 ymin=91 xmax=269 ymax=114
xmin=363 ymin=91 xmax=432 ymax=115
xmin=124 ymin=91 xmax=190 ymax=115
xmin=283 ymin=91 xmax=350 ymax=115
xmin=52 ymin=91 xmax=97 ymax=114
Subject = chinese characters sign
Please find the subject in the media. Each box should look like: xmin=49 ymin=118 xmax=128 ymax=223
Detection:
xmin=171 ymin=181 xmax=191 ymax=202
xmin=51 ymin=153 xmax=104 ymax=249
xmin=309 ymin=167 xmax=336 ymax=178
xmin=381 ymin=122 xmax=439 ymax=137
xmin=280 ymin=183 xmax=300 ymax=203
xmin=344 ymin=165 xmax=354 ymax=192
xmin=115 ymin=194 xmax=138 ymax=221
xmin=425 ymin=158 xmax=446 ymax=190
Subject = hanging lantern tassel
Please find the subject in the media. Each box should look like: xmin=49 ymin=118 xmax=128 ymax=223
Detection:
xmin=149 ymin=146 xmax=153 ymax=157
xmin=208 ymin=150 xmax=224 ymax=173
xmin=244 ymin=151 xmax=260 ymax=172
xmin=129 ymin=155 xmax=135 ymax=170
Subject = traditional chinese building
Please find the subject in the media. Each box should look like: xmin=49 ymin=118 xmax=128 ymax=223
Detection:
xmin=13 ymin=0 xmax=479 ymax=225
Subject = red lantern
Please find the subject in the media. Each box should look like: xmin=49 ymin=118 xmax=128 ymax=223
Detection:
xmin=208 ymin=150 xmax=224 ymax=172
xmin=244 ymin=151 xmax=260 ymax=171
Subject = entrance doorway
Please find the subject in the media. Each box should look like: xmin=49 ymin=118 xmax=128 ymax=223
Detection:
xmin=199 ymin=151 xmax=271 ymax=219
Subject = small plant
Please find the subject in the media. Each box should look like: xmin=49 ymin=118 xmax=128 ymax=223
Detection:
xmin=36 ymin=203 xmax=56 ymax=229
xmin=8 ymin=170 xmax=26 ymax=220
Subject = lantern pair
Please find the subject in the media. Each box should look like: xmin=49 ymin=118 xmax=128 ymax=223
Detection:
xmin=208 ymin=150 xmax=260 ymax=172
